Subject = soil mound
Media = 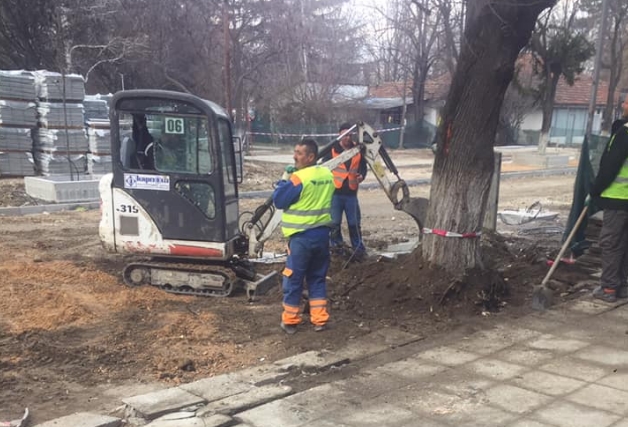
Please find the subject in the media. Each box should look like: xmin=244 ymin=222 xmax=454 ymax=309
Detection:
xmin=326 ymin=233 xmax=593 ymax=333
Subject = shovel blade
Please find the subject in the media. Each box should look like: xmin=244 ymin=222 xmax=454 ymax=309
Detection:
xmin=531 ymin=284 xmax=554 ymax=310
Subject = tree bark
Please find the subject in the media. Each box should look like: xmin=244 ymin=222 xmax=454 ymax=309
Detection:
xmin=538 ymin=71 xmax=560 ymax=154
xmin=412 ymin=60 xmax=428 ymax=123
xmin=422 ymin=0 xmax=555 ymax=275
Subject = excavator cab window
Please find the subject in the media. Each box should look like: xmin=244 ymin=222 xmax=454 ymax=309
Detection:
xmin=116 ymin=99 xmax=213 ymax=176
xmin=119 ymin=113 xmax=154 ymax=170
xmin=174 ymin=180 xmax=216 ymax=219
xmin=217 ymin=118 xmax=236 ymax=198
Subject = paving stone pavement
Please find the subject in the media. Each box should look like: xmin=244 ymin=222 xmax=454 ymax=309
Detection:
xmin=34 ymin=297 xmax=628 ymax=427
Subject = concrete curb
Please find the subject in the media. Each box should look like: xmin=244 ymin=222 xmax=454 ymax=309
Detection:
xmin=0 ymin=167 xmax=577 ymax=216
xmin=32 ymin=327 xmax=422 ymax=427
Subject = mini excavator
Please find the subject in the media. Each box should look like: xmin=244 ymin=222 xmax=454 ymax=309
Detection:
xmin=98 ymin=90 xmax=428 ymax=298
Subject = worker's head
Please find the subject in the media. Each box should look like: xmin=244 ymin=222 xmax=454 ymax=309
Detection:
xmin=132 ymin=114 xmax=149 ymax=141
xmin=338 ymin=122 xmax=354 ymax=149
xmin=294 ymin=138 xmax=318 ymax=170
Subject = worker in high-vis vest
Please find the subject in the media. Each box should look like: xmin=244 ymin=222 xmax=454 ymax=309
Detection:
xmin=590 ymin=92 xmax=628 ymax=303
xmin=272 ymin=138 xmax=335 ymax=334
xmin=323 ymin=122 xmax=367 ymax=261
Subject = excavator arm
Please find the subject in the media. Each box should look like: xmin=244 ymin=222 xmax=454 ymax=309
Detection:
xmin=241 ymin=122 xmax=428 ymax=258
xmin=353 ymin=122 xmax=429 ymax=228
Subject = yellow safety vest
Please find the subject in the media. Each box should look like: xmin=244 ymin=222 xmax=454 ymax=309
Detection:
xmin=281 ymin=165 xmax=334 ymax=237
xmin=601 ymin=126 xmax=628 ymax=200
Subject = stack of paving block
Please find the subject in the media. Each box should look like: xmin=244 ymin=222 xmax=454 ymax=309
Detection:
xmin=32 ymin=71 xmax=87 ymax=176
xmin=87 ymin=119 xmax=112 ymax=175
xmin=84 ymin=94 xmax=112 ymax=175
xmin=83 ymin=94 xmax=110 ymax=122
xmin=0 ymin=70 xmax=37 ymax=176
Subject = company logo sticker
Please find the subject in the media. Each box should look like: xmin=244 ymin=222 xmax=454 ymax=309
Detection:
xmin=124 ymin=173 xmax=170 ymax=191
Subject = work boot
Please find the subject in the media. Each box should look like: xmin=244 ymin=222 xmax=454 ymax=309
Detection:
xmin=352 ymin=249 xmax=367 ymax=263
xmin=280 ymin=322 xmax=297 ymax=335
xmin=313 ymin=324 xmax=327 ymax=332
xmin=592 ymin=286 xmax=617 ymax=303
xmin=618 ymin=286 xmax=628 ymax=299
xmin=330 ymin=245 xmax=350 ymax=258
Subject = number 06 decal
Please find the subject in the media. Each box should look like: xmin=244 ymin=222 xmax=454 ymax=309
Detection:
xmin=164 ymin=117 xmax=185 ymax=134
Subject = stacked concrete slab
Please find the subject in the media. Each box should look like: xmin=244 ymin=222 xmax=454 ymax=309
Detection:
xmin=0 ymin=70 xmax=37 ymax=176
xmin=84 ymin=94 xmax=110 ymax=122
xmin=84 ymin=94 xmax=112 ymax=175
xmin=33 ymin=70 xmax=85 ymax=101
xmin=32 ymin=71 xmax=87 ymax=176
xmin=87 ymin=119 xmax=112 ymax=175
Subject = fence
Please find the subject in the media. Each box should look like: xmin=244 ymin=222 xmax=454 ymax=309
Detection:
xmin=246 ymin=119 xmax=437 ymax=149
xmin=563 ymin=132 xmax=610 ymax=253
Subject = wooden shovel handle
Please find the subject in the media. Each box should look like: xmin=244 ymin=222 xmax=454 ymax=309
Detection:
xmin=541 ymin=205 xmax=589 ymax=287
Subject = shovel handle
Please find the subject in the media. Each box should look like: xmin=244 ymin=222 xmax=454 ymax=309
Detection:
xmin=540 ymin=205 xmax=589 ymax=286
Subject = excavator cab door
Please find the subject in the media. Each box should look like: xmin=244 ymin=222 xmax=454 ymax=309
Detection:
xmin=108 ymin=90 xmax=239 ymax=247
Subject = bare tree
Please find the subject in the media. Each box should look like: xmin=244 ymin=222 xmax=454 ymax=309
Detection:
xmin=0 ymin=0 xmax=60 ymax=69
xmin=406 ymin=0 xmax=442 ymax=123
xmin=529 ymin=0 xmax=594 ymax=154
xmin=368 ymin=0 xmax=411 ymax=82
xmin=423 ymin=0 xmax=555 ymax=274
xmin=434 ymin=0 xmax=465 ymax=76
xmin=369 ymin=0 xmax=442 ymax=125
xmin=580 ymin=0 xmax=628 ymax=133
xmin=497 ymin=72 xmax=538 ymax=145
xmin=249 ymin=0 xmax=366 ymax=126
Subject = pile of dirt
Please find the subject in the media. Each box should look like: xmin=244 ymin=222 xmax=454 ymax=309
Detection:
xmin=0 ymin=178 xmax=38 ymax=207
xmin=326 ymin=233 xmax=594 ymax=335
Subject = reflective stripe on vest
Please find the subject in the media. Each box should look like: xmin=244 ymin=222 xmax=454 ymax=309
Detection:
xmin=601 ymin=126 xmax=628 ymax=200
xmin=281 ymin=165 xmax=335 ymax=237
xmin=331 ymin=147 xmax=361 ymax=190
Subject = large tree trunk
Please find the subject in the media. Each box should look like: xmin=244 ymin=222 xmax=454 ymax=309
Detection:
xmin=422 ymin=0 xmax=554 ymax=275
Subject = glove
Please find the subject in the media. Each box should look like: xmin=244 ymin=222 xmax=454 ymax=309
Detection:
xmin=281 ymin=165 xmax=296 ymax=180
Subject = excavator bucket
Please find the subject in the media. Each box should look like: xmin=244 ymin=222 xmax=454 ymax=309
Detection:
xmin=398 ymin=196 xmax=429 ymax=230
xmin=348 ymin=122 xmax=430 ymax=233
xmin=244 ymin=270 xmax=279 ymax=301
xmin=388 ymin=179 xmax=429 ymax=231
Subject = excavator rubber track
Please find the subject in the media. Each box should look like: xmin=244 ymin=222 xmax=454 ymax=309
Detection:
xmin=122 ymin=261 xmax=237 ymax=297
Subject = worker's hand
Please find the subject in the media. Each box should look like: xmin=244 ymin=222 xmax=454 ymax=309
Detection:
xmin=356 ymin=174 xmax=364 ymax=183
xmin=584 ymin=195 xmax=592 ymax=206
xmin=281 ymin=165 xmax=296 ymax=181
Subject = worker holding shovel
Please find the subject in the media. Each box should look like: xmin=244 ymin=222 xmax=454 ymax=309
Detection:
xmin=590 ymin=93 xmax=628 ymax=303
